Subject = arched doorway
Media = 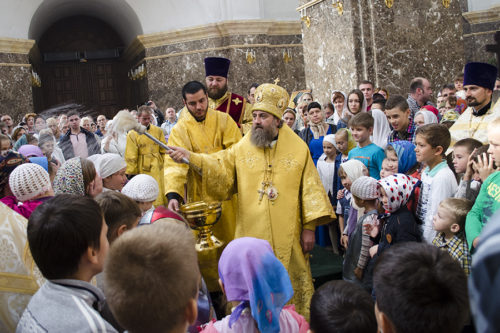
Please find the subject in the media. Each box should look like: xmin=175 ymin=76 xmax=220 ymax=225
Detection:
xmin=34 ymin=16 xmax=126 ymax=117
xmin=28 ymin=0 xmax=144 ymax=117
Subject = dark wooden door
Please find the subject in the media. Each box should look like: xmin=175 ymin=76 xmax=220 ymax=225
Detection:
xmin=41 ymin=60 xmax=125 ymax=117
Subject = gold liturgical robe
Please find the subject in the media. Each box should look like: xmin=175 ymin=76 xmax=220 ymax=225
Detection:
xmin=165 ymin=108 xmax=241 ymax=244
xmin=0 ymin=203 xmax=44 ymax=331
xmin=189 ymin=125 xmax=335 ymax=317
xmin=125 ymin=125 xmax=167 ymax=206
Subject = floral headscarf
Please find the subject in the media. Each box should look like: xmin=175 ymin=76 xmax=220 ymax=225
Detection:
xmin=218 ymin=237 xmax=293 ymax=333
xmin=53 ymin=157 xmax=84 ymax=195
xmin=378 ymin=173 xmax=419 ymax=213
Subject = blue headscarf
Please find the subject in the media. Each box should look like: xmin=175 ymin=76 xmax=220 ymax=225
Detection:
xmin=388 ymin=141 xmax=417 ymax=174
xmin=218 ymin=237 xmax=294 ymax=333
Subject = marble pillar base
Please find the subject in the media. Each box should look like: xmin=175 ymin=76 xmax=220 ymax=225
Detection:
xmin=0 ymin=38 xmax=35 ymax=122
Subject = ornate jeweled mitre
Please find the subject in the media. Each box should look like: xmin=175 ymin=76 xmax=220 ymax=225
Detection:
xmin=252 ymin=83 xmax=290 ymax=119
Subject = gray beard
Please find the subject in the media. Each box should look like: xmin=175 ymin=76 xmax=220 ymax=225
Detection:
xmin=250 ymin=126 xmax=275 ymax=148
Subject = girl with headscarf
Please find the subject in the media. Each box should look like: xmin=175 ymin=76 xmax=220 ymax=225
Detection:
xmin=299 ymin=102 xmax=337 ymax=165
xmin=337 ymin=160 xmax=368 ymax=249
xmin=414 ymin=109 xmax=438 ymax=128
xmin=317 ymin=134 xmax=341 ymax=250
xmin=201 ymin=237 xmax=309 ymax=333
xmin=93 ymin=153 xmax=128 ymax=191
xmin=373 ymin=174 xmax=421 ymax=258
xmin=334 ymin=128 xmax=356 ymax=164
xmin=53 ymin=157 xmax=102 ymax=197
xmin=385 ymin=141 xmax=418 ymax=175
xmin=371 ymin=108 xmax=391 ymax=148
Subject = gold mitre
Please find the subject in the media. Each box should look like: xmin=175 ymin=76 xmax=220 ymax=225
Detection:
xmin=251 ymin=83 xmax=289 ymax=119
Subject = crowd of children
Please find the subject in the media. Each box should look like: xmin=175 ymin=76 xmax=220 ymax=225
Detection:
xmin=2 ymin=61 xmax=500 ymax=333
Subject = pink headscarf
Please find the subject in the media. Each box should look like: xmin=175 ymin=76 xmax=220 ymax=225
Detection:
xmin=378 ymin=173 xmax=419 ymax=213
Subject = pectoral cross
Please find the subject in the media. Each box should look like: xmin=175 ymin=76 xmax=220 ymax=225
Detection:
xmin=258 ymin=182 xmax=267 ymax=202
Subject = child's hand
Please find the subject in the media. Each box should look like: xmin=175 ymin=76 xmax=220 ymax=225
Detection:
xmin=463 ymin=151 xmax=475 ymax=181
xmin=364 ymin=223 xmax=379 ymax=238
xmin=473 ymin=152 xmax=496 ymax=182
xmin=341 ymin=234 xmax=349 ymax=248
xmin=354 ymin=267 xmax=363 ymax=280
xmin=337 ymin=189 xmax=345 ymax=200
xmin=369 ymin=245 xmax=378 ymax=258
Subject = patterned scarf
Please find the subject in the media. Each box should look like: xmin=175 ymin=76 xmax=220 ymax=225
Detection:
xmin=378 ymin=173 xmax=419 ymax=214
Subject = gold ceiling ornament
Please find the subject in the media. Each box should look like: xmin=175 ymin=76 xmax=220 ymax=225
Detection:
xmin=385 ymin=0 xmax=394 ymax=8
xmin=332 ymin=0 xmax=344 ymax=15
xmin=442 ymin=0 xmax=450 ymax=8
xmin=283 ymin=50 xmax=292 ymax=64
xmin=245 ymin=50 xmax=256 ymax=64
xmin=300 ymin=8 xmax=311 ymax=28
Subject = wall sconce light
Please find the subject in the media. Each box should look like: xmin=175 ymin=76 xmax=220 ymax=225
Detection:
xmin=442 ymin=0 xmax=450 ymax=8
xmin=246 ymin=50 xmax=256 ymax=64
xmin=129 ymin=63 xmax=147 ymax=80
xmin=283 ymin=50 xmax=292 ymax=64
xmin=31 ymin=69 xmax=41 ymax=87
xmin=385 ymin=0 xmax=394 ymax=8
xmin=300 ymin=9 xmax=311 ymax=28
xmin=332 ymin=0 xmax=344 ymax=15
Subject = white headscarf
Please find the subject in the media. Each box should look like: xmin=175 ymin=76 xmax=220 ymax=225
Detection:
xmin=95 ymin=153 xmax=127 ymax=179
xmin=340 ymin=159 xmax=367 ymax=183
xmin=371 ymin=108 xmax=391 ymax=148
xmin=415 ymin=110 xmax=438 ymax=125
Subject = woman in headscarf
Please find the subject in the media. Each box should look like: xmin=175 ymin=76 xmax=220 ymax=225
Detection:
xmin=53 ymin=157 xmax=102 ymax=197
xmin=93 ymin=153 xmax=128 ymax=191
xmin=414 ymin=109 xmax=438 ymax=128
xmin=299 ymin=102 xmax=337 ymax=165
xmin=331 ymin=90 xmax=349 ymax=128
xmin=201 ymin=237 xmax=309 ymax=333
xmin=371 ymin=108 xmax=391 ymax=148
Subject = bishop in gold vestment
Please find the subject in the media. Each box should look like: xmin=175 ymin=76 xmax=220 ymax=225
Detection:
xmin=169 ymin=83 xmax=335 ymax=317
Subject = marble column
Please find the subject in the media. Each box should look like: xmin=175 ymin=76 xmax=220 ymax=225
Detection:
xmin=123 ymin=20 xmax=305 ymax=111
xmin=0 ymin=38 xmax=35 ymax=122
xmin=300 ymin=0 xmax=465 ymax=103
xmin=462 ymin=4 xmax=500 ymax=65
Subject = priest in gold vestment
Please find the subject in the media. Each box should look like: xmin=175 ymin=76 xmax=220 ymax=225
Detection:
xmin=125 ymin=105 xmax=167 ymax=206
xmin=168 ymin=83 xmax=335 ymax=317
xmin=165 ymin=81 xmax=242 ymax=290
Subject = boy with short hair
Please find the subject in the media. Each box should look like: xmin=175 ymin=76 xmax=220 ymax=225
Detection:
xmin=415 ymin=124 xmax=458 ymax=243
xmin=373 ymin=242 xmax=469 ymax=333
xmin=348 ymin=113 xmax=385 ymax=179
xmin=452 ymin=138 xmax=483 ymax=200
xmin=17 ymin=194 xmax=116 ymax=332
xmin=104 ymin=221 xmax=199 ymax=333
xmin=432 ymin=198 xmax=473 ymax=275
xmin=454 ymin=73 xmax=465 ymax=99
xmin=466 ymin=117 xmax=500 ymax=251
xmin=309 ymin=280 xmax=377 ymax=333
xmin=95 ymin=191 xmax=142 ymax=243
xmin=385 ymin=95 xmax=416 ymax=143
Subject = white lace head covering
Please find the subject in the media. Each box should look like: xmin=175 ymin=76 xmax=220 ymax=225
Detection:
xmin=9 ymin=163 xmax=51 ymax=201
xmin=121 ymin=174 xmax=158 ymax=202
